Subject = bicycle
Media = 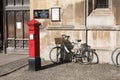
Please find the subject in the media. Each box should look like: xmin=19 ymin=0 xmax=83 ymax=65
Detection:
xmin=111 ymin=48 xmax=120 ymax=66
xmin=74 ymin=42 xmax=99 ymax=64
xmin=49 ymin=34 xmax=99 ymax=64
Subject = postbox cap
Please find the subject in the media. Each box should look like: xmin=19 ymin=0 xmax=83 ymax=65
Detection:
xmin=27 ymin=19 xmax=41 ymax=26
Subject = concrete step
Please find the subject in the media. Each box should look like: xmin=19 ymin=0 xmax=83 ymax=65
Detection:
xmin=6 ymin=48 xmax=28 ymax=54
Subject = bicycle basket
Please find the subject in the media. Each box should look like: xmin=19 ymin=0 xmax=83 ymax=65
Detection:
xmin=80 ymin=43 xmax=87 ymax=49
xmin=54 ymin=38 xmax=64 ymax=44
xmin=80 ymin=43 xmax=91 ymax=50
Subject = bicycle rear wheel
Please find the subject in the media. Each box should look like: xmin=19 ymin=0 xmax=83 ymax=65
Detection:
xmin=49 ymin=47 xmax=65 ymax=64
xmin=77 ymin=50 xmax=93 ymax=65
xmin=111 ymin=48 xmax=120 ymax=65
xmin=116 ymin=52 xmax=120 ymax=66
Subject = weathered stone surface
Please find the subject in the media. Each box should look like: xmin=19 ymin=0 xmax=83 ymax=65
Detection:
xmin=30 ymin=0 xmax=120 ymax=63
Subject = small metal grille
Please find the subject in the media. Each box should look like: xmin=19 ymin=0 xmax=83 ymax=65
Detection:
xmin=7 ymin=39 xmax=15 ymax=47
xmin=96 ymin=0 xmax=108 ymax=8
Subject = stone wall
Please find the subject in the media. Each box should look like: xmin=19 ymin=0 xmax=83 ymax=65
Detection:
xmin=30 ymin=0 xmax=85 ymax=28
xmin=30 ymin=0 xmax=120 ymax=25
xmin=40 ymin=26 xmax=120 ymax=64
xmin=40 ymin=28 xmax=86 ymax=60
xmin=30 ymin=0 xmax=120 ymax=64
xmin=88 ymin=0 xmax=93 ymax=15
xmin=109 ymin=0 xmax=112 ymax=10
xmin=111 ymin=0 xmax=120 ymax=25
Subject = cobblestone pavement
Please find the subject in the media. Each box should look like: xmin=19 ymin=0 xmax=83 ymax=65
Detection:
xmin=0 ymin=60 xmax=120 ymax=80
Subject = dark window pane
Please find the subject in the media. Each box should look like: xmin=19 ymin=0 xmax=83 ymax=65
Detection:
xmin=97 ymin=0 xmax=108 ymax=8
xmin=23 ymin=0 xmax=29 ymax=5
xmin=7 ymin=11 xmax=15 ymax=38
xmin=7 ymin=0 xmax=14 ymax=5
xmin=15 ymin=0 xmax=22 ymax=5
xmin=16 ymin=11 xmax=23 ymax=38
xmin=24 ymin=11 xmax=30 ymax=38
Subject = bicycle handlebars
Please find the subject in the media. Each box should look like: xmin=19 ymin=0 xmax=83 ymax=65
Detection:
xmin=62 ymin=34 xmax=70 ymax=40
xmin=62 ymin=34 xmax=81 ymax=43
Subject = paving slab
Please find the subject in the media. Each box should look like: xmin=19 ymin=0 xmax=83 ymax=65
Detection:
xmin=0 ymin=52 xmax=28 ymax=76
xmin=0 ymin=58 xmax=28 ymax=76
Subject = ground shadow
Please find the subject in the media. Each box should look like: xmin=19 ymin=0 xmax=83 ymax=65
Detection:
xmin=41 ymin=62 xmax=70 ymax=70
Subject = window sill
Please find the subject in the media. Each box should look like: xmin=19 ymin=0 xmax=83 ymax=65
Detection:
xmin=47 ymin=25 xmax=120 ymax=31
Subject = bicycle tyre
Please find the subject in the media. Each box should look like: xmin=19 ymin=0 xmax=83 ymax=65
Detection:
xmin=111 ymin=48 xmax=120 ymax=65
xmin=116 ymin=52 xmax=120 ymax=66
xmin=91 ymin=52 xmax=99 ymax=64
xmin=49 ymin=46 xmax=65 ymax=64
xmin=77 ymin=50 xmax=93 ymax=65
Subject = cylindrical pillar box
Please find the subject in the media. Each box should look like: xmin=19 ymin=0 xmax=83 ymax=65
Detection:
xmin=27 ymin=19 xmax=41 ymax=71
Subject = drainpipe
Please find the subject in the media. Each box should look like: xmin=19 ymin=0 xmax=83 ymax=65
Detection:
xmin=3 ymin=0 xmax=7 ymax=54
xmin=85 ymin=0 xmax=88 ymax=44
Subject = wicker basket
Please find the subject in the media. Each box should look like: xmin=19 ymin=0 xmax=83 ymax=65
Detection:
xmin=54 ymin=38 xmax=64 ymax=44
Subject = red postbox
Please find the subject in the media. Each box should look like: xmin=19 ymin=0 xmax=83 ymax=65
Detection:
xmin=27 ymin=19 xmax=41 ymax=71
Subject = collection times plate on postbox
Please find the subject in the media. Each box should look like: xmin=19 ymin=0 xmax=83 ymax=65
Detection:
xmin=29 ymin=34 xmax=34 ymax=40
xmin=34 ymin=9 xmax=49 ymax=19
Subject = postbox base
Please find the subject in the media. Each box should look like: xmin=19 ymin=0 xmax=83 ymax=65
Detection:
xmin=29 ymin=57 xmax=41 ymax=71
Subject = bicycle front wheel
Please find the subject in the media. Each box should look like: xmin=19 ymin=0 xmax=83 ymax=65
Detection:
xmin=77 ymin=50 xmax=93 ymax=65
xmin=91 ymin=51 xmax=99 ymax=64
xmin=116 ymin=52 xmax=120 ymax=66
xmin=49 ymin=47 xmax=65 ymax=64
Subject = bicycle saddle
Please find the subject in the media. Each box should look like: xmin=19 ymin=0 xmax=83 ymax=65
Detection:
xmin=76 ymin=39 xmax=81 ymax=42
